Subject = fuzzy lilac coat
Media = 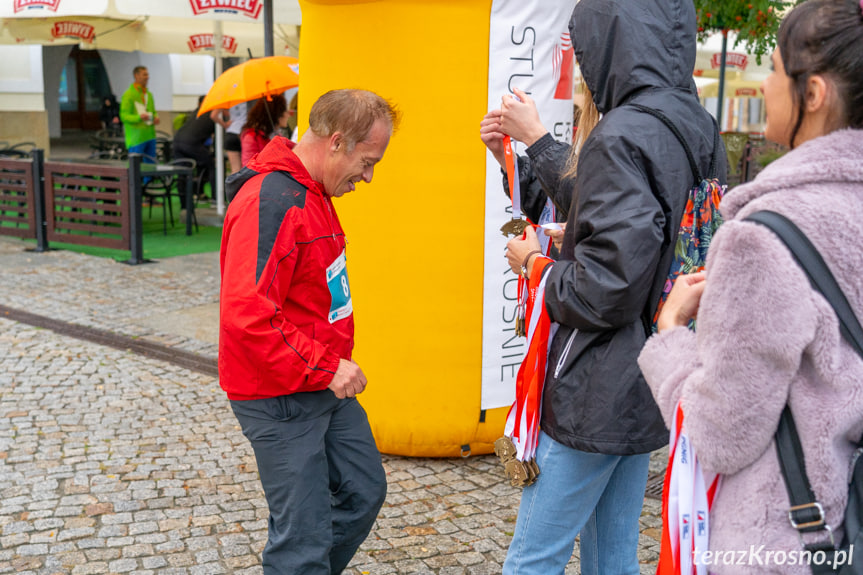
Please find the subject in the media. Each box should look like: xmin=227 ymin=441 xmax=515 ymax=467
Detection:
xmin=638 ymin=129 xmax=863 ymax=575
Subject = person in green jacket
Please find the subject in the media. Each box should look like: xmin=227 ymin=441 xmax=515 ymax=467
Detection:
xmin=119 ymin=66 xmax=160 ymax=163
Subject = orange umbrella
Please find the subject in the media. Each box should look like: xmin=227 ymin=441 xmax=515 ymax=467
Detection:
xmin=197 ymin=56 xmax=299 ymax=116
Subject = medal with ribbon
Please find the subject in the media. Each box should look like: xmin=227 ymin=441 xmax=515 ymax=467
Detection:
xmin=500 ymin=135 xmax=529 ymax=239
xmin=499 ymin=134 xmax=556 ymax=336
xmin=494 ymin=255 xmax=556 ymax=487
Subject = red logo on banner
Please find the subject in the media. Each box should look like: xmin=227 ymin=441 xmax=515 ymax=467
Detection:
xmin=187 ymin=34 xmax=238 ymax=54
xmin=553 ymin=32 xmax=574 ymax=100
xmin=736 ymin=87 xmax=759 ymax=97
xmin=188 ymin=0 xmax=261 ymax=19
xmin=711 ymin=52 xmax=749 ymax=71
xmin=51 ymin=21 xmax=95 ymax=42
xmin=14 ymin=0 xmax=61 ymax=12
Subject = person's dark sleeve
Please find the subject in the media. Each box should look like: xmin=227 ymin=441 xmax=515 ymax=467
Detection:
xmin=525 ymin=133 xmax=574 ymax=219
xmin=500 ymin=134 xmax=574 ymax=223
xmin=544 ymin=133 xmax=665 ymax=330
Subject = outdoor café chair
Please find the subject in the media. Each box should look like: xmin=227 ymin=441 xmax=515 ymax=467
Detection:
xmin=0 ymin=142 xmax=36 ymax=159
xmin=141 ymin=156 xmax=196 ymax=235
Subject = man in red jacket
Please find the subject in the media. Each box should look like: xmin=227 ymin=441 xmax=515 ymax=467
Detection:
xmin=219 ymin=89 xmax=399 ymax=574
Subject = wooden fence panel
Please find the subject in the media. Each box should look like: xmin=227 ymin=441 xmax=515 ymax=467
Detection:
xmin=0 ymin=157 xmax=37 ymax=240
xmin=43 ymin=161 xmax=131 ymax=251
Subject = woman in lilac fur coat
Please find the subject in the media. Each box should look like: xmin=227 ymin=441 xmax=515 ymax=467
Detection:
xmin=638 ymin=1 xmax=863 ymax=574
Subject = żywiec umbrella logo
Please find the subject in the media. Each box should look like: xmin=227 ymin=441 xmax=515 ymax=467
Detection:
xmin=52 ymin=21 xmax=95 ymax=42
xmin=188 ymin=0 xmax=262 ymax=20
xmin=14 ymin=0 xmax=61 ymax=12
xmin=711 ymin=52 xmax=749 ymax=71
xmin=187 ymin=34 xmax=238 ymax=54
xmin=552 ymin=32 xmax=574 ymax=100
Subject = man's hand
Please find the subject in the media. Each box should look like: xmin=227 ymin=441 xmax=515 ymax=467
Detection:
xmin=328 ymin=359 xmax=368 ymax=399
xmin=140 ymin=112 xmax=151 ymax=121
xmin=480 ymin=110 xmax=507 ymax=169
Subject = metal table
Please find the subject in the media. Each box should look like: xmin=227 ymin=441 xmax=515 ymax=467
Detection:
xmin=139 ymin=161 xmax=196 ymax=236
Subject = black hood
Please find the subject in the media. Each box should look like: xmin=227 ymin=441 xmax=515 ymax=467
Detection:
xmin=570 ymin=0 xmax=697 ymax=114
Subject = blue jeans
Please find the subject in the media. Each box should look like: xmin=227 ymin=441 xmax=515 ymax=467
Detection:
xmin=231 ymin=391 xmax=386 ymax=575
xmin=128 ymin=139 xmax=156 ymax=162
xmin=503 ymin=431 xmax=650 ymax=575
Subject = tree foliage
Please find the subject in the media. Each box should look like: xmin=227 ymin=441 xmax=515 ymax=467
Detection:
xmin=694 ymin=0 xmax=798 ymax=61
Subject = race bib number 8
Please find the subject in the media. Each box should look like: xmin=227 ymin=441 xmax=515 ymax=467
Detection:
xmin=325 ymin=249 xmax=353 ymax=324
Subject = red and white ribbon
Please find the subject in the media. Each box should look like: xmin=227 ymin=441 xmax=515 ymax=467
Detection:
xmin=503 ymin=135 xmax=556 ymax=256
xmin=659 ymin=402 xmax=720 ymax=575
xmin=503 ymin=135 xmax=523 ymax=221
xmin=503 ymin=256 xmax=556 ymax=461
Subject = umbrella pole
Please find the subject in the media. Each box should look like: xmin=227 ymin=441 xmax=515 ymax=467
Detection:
xmin=215 ymin=21 xmax=226 ymax=216
xmin=716 ymin=30 xmax=728 ymax=131
xmin=264 ymin=0 xmax=274 ymax=57
xmin=263 ymin=100 xmax=277 ymax=136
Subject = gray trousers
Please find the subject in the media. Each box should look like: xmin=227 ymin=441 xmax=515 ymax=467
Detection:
xmin=231 ymin=390 xmax=387 ymax=574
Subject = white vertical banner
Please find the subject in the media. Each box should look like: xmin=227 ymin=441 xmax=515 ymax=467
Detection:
xmin=481 ymin=0 xmax=578 ymax=411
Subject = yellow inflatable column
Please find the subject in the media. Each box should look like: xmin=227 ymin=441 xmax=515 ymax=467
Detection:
xmin=298 ymin=0 xmax=504 ymax=457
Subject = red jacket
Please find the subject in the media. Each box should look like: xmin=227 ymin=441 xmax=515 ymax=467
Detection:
xmin=219 ymin=137 xmax=352 ymax=400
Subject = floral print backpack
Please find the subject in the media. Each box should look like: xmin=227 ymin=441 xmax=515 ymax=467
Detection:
xmin=631 ymin=104 xmax=725 ymax=332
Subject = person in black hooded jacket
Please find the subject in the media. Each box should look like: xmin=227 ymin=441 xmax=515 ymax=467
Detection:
xmin=501 ymin=0 xmax=726 ymax=573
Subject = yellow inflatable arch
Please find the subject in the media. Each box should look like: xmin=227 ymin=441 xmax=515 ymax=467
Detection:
xmin=298 ymin=0 xmax=577 ymax=457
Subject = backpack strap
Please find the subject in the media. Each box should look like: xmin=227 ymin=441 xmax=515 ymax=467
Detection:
xmin=630 ymin=103 xmax=721 ymax=185
xmin=745 ymin=210 xmax=863 ymax=569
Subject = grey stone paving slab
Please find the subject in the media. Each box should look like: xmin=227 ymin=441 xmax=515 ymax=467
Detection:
xmin=0 ymin=237 xmax=664 ymax=573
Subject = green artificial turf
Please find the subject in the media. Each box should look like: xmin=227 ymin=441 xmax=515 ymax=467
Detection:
xmin=11 ymin=190 xmax=223 ymax=262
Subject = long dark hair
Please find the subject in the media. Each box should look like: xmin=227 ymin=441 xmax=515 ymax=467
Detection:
xmin=778 ymin=0 xmax=863 ymax=148
xmin=242 ymin=94 xmax=288 ymax=136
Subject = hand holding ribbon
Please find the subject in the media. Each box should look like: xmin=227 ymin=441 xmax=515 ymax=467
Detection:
xmin=506 ymin=226 xmax=542 ymax=277
xmin=480 ymin=109 xmax=507 ymax=169
xmin=500 ymin=88 xmax=549 ymax=147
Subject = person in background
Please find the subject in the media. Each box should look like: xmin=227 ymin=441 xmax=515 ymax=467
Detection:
xmin=214 ymin=102 xmax=249 ymax=175
xmin=638 ymin=2 xmax=863 ymax=573
xmin=99 ymin=94 xmax=121 ymax=136
xmin=173 ymin=96 xmax=226 ymax=205
xmin=501 ymin=0 xmax=725 ymax=572
xmin=240 ymin=94 xmax=292 ymax=167
xmin=119 ymin=66 xmax=159 ymax=163
xmin=220 ymin=89 xmax=400 ymax=574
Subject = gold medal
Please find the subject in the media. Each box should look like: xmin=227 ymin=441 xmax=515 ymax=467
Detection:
xmin=494 ymin=436 xmax=517 ymax=460
xmin=500 ymin=218 xmax=529 ymax=238
xmin=494 ymin=436 xmax=540 ymax=487
xmin=515 ymin=314 xmax=526 ymax=338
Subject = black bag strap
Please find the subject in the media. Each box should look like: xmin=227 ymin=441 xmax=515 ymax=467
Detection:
xmin=745 ymin=210 xmax=863 ymax=552
xmin=746 ymin=211 xmax=863 ymax=356
xmin=630 ymin=103 xmax=720 ymax=185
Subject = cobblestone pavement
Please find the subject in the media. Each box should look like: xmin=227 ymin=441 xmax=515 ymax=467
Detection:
xmin=0 ymin=236 xmax=664 ymax=574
